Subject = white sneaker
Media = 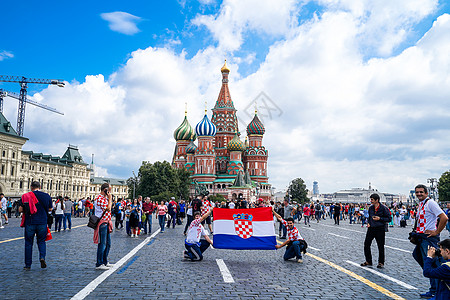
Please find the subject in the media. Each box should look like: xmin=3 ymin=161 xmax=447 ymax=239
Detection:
xmin=131 ymin=234 xmax=135 ymax=237
xmin=0 ymin=226 xmax=4 ymax=229
xmin=95 ymin=265 xmax=109 ymax=270
xmin=297 ymin=259 xmax=303 ymax=263
xmin=105 ymin=263 xmax=114 ymax=268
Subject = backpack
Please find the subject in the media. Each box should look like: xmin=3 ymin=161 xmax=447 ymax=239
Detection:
xmin=315 ymin=204 xmax=321 ymax=211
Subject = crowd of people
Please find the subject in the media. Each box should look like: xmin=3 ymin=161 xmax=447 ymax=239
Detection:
xmin=15 ymin=181 xmax=450 ymax=299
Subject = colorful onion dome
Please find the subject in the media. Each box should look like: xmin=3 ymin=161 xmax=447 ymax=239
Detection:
xmin=227 ymin=133 xmax=245 ymax=151
xmin=174 ymin=116 xmax=196 ymax=141
xmin=185 ymin=140 xmax=197 ymax=154
xmin=247 ymin=113 xmax=265 ymax=135
xmin=221 ymin=59 xmax=230 ymax=73
xmin=195 ymin=113 xmax=217 ymax=137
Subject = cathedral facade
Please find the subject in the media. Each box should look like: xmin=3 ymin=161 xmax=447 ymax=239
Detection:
xmin=172 ymin=62 xmax=271 ymax=201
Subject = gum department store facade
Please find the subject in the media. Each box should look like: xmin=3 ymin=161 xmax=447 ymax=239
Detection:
xmin=172 ymin=62 xmax=272 ymax=201
xmin=0 ymin=112 xmax=128 ymax=200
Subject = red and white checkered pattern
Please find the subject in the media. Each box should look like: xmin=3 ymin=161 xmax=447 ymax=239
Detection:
xmin=416 ymin=200 xmax=427 ymax=234
xmin=234 ymin=220 xmax=253 ymax=239
xmin=282 ymin=219 xmax=302 ymax=241
xmin=201 ymin=200 xmax=211 ymax=216
xmin=95 ymin=194 xmax=111 ymax=221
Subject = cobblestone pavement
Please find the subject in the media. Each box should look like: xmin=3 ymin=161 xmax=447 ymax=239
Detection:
xmin=1 ymin=214 xmax=448 ymax=299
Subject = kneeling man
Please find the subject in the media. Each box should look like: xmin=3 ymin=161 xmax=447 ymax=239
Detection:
xmin=183 ymin=208 xmax=213 ymax=261
xmin=273 ymin=207 xmax=306 ymax=263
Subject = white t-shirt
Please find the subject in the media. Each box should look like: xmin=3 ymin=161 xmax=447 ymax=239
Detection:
xmin=416 ymin=199 xmax=444 ymax=232
xmin=186 ymin=203 xmax=193 ymax=216
xmin=55 ymin=201 xmax=64 ymax=215
xmin=78 ymin=200 xmax=83 ymax=210
xmin=185 ymin=219 xmax=206 ymax=245
xmin=229 ymin=202 xmax=235 ymax=209
xmin=1 ymin=198 xmax=6 ymax=210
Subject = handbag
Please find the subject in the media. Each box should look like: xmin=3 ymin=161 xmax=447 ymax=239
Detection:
xmin=408 ymin=199 xmax=429 ymax=245
xmin=45 ymin=226 xmax=52 ymax=241
xmin=87 ymin=209 xmax=107 ymax=229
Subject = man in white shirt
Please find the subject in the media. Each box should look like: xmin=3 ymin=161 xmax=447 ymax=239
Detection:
xmin=183 ymin=209 xmax=213 ymax=261
xmin=0 ymin=193 xmax=8 ymax=224
xmin=412 ymin=184 xmax=448 ymax=299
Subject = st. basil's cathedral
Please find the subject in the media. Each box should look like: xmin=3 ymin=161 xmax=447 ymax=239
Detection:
xmin=172 ymin=61 xmax=271 ymax=201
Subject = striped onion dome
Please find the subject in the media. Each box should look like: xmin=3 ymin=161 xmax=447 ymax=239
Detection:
xmin=185 ymin=140 xmax=197 ymax=154
xmin=174 ymin=116 xmax=196 ymax=141
xmin=195 ymin=113 xmax=217 ymax=137
xmin=227 ymin=133 xmax=245 ymax=152
xmin=246 ymin=113 xmax=265 ymax=135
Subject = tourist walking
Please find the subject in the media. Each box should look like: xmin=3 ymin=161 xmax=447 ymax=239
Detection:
xmin=303 ymin=204 xmax=311 ymax=227
xmin=63 ymin=196 xmax=73 ymax=230
xmin=360 ymin=194 xmax=391 ymax=268
xmin=0 ymin=193 xmax=8 ymax=225
xmin=157 ymin=201 xmax=168 ymax=233
xmin=54 ymin=196 xmax=65 ymax=232
xmin=142 ymin=197 xmax=155 ymax=234
xmin=19 ymin=181 xmax=52 ymax=270
xmin=334 ymin=203 xmax=341 ymax=225
xmin=167 ymin=197 xmax=178 ymax=229
xmin=93 ymin=183 xmax=113 ymax=270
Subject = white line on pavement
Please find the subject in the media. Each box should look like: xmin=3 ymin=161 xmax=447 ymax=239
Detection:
xmin=308 ymin=246 xmax=321 ymax=251
xmin=216 ymin=259 xmax=235 ymax=283
xmin=319 ymin=223 xmax=410 ymax=242
xmin=328 ymin=232 xmax=350 ymax=239
xmin=385 ymin=245 xmax=410 ymax=253
xmin=71 ymin=229 xmax=161 ymax=300
xmin=346 ymin=260 xmax=417 ymax=290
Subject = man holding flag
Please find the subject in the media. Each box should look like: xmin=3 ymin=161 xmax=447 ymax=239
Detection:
xmin=183 ymin=208 xmax=213 ymax=261
xmin=272 ymin=207 xmax=306 ymax=263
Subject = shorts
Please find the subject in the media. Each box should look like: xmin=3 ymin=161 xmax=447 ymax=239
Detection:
xmin=179 ymin=212 xmax=186 ymax=218
xmin=201 ymin=216 xmax=211 ymax=225
xmin=0 ymin=209 xmax=6 ymax=215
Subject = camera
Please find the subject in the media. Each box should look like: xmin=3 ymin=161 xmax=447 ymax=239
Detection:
xmin=435 ymin=248 xmax=441 ymax=257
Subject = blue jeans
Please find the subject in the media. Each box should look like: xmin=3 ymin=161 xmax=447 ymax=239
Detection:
xmin=282 ymin=224 xmax=287 ymax=238
xmin=185 ymin=240 xmax=210 ymax=261
xmin=158 ymin=215 xmax=166 ymax=232
xmin=24 ymin=224 xmax=47 ymax=267
xmin=412 ymin=233 xmax=442 ymax=294
xmin=143 ymin=213 xmax=152 ymax=234
xmin=55 ymin=214 xmax=63 ymax=231
xmin=63 ymin=213 xmax=72 ymax=230
xmin=284 ymin=240 xmax=304 ymax=260
xmin=167 ymin=213 xmax=176 ymax=228
xmin=96 ymin=223 xmax=111 ymax=267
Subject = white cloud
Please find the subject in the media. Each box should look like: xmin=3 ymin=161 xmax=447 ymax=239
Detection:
xmin=0 ymin=50 xmax=14 ymax=61
xmin=100 ymin=11 xmax=141 ymax=35
xmin=16 ymin=3 xmax=450 ymax=196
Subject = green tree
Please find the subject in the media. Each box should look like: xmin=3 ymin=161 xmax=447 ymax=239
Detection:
xmin=287 ymin=178 xmax=309 ymax=203
xmin=127 ymin=160 xmax=191 ymax=200
xmin=438 ymin=170 xmax=450 ymax=203
xmin=209 ymin=193 xmax=226 ymax=204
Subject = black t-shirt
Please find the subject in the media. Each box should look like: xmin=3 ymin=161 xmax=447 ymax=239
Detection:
xmin=192 ymin=199 xmax=202 ymax=213
xmin=334 ymin=205 xmax=341 ymax=214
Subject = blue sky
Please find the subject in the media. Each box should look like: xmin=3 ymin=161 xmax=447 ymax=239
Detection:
xmin=1 ymin=0 xmax=450 ymax=194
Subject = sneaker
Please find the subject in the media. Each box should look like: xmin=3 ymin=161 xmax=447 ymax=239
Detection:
xmin=297 ymin=259 xmax=303 ymax=263
xmin=40 ymin=259 xmax=47 ymax=269
xmin=5 ymin=222 xmax=8 ymax=225
xmin=420 ymin=292 xmax=434 ymax=298
xmin=0 ymin=226 xmax=4 ymax=229
xmin=131 ymin=234 xmax=135 ymax=237
xmin=95 ymin=265 xmax=110 ymax=270
xmin=105 ymin=263 xmax=114 ymax=268
xmin=23 ymin=266 xmax=31 ymax=270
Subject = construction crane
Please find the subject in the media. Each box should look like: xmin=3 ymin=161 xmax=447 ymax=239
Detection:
xmin=0 ymin=75 xmax=64 ymax=136
xmin=0 ymin=89 xmax=63 ymax=115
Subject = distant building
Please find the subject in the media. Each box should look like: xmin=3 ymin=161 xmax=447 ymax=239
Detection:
xmin=0 ymin=112 xmax=128 ymax=200
xmin=313 ymin=181 xmax=319 ymax=195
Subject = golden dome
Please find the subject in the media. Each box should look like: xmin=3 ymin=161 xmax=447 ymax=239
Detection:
xmin=221 ymin=59 xmax=230 ymax=73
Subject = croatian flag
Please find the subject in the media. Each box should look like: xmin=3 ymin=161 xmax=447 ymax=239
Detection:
xmin=213 ymin=207 xmax=276 ymax=250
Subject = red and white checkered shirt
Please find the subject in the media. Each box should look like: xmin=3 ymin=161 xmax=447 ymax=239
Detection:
xmin=94 ymin=194 xmax=111 ymax=222
xmin=416 ymin=199 xmax=428 ymax=234
xmin=201 ymin=200 xmax=211 ymax=216
xmin=282 ymin=219 xmax=303 ymax=241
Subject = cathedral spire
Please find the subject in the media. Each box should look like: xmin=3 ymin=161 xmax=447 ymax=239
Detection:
xmin=214 ymin=60 xmax=235 ymax=109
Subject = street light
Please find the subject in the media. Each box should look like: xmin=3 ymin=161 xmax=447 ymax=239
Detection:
xmin=132 ymin=171 xmax=137 ymax=200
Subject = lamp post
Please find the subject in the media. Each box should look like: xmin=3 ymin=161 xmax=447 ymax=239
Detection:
xmin=427 ymin=178 xmax=438 ymax=201
xmin=132 ymin=171 xmax=137 ymax=200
